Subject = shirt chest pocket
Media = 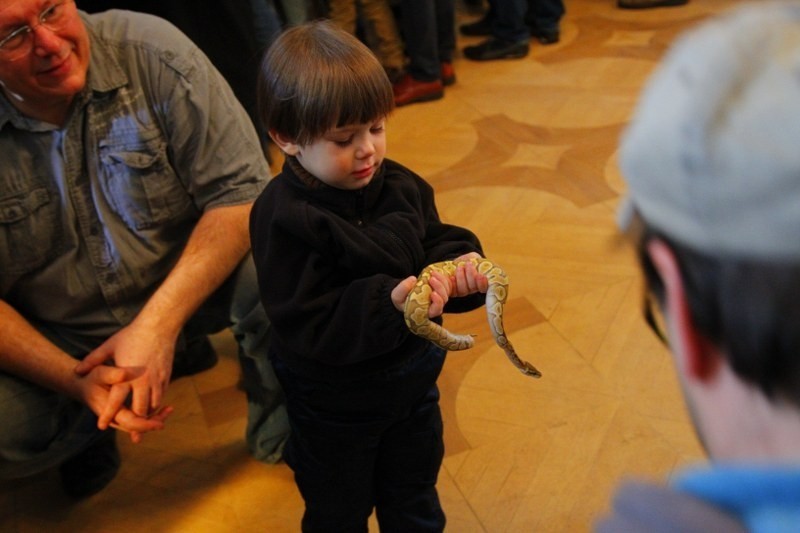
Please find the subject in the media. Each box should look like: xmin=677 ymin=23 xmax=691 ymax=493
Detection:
xmin=98 ymin=138 xmax=193 ymax=230
xmin=0 ymin=187 xmax=62 ymax=274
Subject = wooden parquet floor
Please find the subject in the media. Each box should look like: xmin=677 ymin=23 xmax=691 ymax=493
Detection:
xmin=2 ymin=0 xmax=747 ymax=530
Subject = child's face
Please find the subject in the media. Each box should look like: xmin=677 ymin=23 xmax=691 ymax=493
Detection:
xmin=294 ymin=119 xmax=387 ymax=190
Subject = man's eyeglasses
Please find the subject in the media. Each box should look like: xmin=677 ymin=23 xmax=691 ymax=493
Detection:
xmin=643 ymin=291 xmax=669 ymax=345
xmin=0 ymin=1 xmax=73 ymax=62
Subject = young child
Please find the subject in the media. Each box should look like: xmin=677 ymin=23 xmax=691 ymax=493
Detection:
xmin=249 ymin=21 xmax=488 ymax=531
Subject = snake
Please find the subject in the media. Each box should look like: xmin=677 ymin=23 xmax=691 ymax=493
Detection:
xmin=403 ymin=257 xmax=542 ymax=378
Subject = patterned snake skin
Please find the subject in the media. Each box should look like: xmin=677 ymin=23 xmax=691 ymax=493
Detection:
xmin=403 ymin=258 xmax=542 ymax=378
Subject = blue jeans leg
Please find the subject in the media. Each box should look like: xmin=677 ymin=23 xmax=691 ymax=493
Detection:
xmin=0 ymin=329 xmax=100 ymax=480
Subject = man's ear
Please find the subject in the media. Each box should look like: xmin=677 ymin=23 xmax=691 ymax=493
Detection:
xmin=646 ymin=238 xmax=720 ymax=381
xmin=269 ymin=130 xmax=301 ymax=156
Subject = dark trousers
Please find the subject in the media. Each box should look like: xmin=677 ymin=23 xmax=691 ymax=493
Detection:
xmin=493 ymin=0 xmax=566 ymax=42
xmin=398 ymin=0 xmax=456 ymax=81
xmin=272 ymin=344 xmax=447 ymax=532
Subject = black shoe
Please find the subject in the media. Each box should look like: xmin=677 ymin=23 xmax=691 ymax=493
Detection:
xmin=464 ymin=38 xmax=529 ymax=61
xmin=459 ymin=14 xmax=493 ymax=36
xmin=60 ymin=430 xmax=120 ymax=499
xmin=530 ymin=26 xmax=560 ymax=45
xmin=172 ymin=335 xmax=218 ymax=381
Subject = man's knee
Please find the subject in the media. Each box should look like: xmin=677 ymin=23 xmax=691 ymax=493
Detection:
xmin=0 ymin=373 xmax=57 ymax=450
xmin=0 ymin=373 xmax=96 ymax=477
xmin=229 ymin=254 xmax=265 ymax=323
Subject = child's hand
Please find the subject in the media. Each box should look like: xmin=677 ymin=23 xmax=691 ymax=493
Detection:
xmin=391 ymin=273 xmax=452 ymax=318
xmin=451 ymin=253 xmax=490 ymax=297
xmin=391 ymin=254 xmax=489 ymax=319
xmin=391 ymin=276 xmax=417 ymax=312
xmin=427 ymin=271 xmax=453 ymax=318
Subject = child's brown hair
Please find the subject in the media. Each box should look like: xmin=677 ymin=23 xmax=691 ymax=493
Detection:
xmin=257 ymin=20 xmax=395 ymax=147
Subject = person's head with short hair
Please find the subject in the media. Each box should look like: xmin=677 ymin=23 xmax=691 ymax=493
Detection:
xmin=618 ymin=2 xmax=800 ymax=461
xmin=257 ymin=20 xmax=394 ymax=191
xmin=0 ymin=0 xmax=89 ymax=124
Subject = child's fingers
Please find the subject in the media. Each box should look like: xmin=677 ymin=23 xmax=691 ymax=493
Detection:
xmin=454 ymin=263 xmax=471 ymax=295
xmin=428 ymin=292 xmax=445 ymax=318
xmin=476 ymin=271 xmax=489 ymax=293
xmin=391 ymin=275 xmax=417 ymax=311
xmin=454 ymin=262 xmax=487 ymax=295
xmin=429 ymin=272 xmax=451 ymax=299
xmin=428 ymin=274 xmax=451 ymax=317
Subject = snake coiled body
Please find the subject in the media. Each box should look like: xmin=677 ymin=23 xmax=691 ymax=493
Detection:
xmin=403 ymin=258 xmax=542 ymax=378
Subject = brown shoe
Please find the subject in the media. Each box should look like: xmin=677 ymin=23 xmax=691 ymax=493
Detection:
xmin=441 ymin=62 xmax=456 ymax=87
xmin=393 ymin=74 xmax=444 ymax=107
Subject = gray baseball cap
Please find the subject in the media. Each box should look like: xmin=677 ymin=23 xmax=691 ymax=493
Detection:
xmin=618 ymin=2 xmax=800 ymax=260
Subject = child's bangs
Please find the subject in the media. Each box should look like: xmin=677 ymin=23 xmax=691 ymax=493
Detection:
xmin=333 ymin=66 xmax=394 ymax=129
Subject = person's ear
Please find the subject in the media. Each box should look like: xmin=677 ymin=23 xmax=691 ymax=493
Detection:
xmin=646 ymin=238 xmax=720 ymax=381
xmin=269 ymin=130 xmax=301 ymax=156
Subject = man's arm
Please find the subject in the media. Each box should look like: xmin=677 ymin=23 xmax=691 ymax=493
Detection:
xmin=76 ymin=202 xmax=253 ymax=424
xmin=0 ymin=300 xmax=170 ymax=440
xmin=0 ymin=299 xmax=87 ymax=395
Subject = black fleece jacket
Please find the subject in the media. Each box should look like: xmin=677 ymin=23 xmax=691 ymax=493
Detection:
xmin=249 ymin=157 xmax=484 ymax=380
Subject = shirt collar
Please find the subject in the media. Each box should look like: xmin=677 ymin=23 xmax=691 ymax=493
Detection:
xmin=283 ymin=155 xmax=387 ymax=212
xmin=676 ymin=463 xmax=800 ymax=530
xmin=80 ymin=11 xmax=127 ymax=95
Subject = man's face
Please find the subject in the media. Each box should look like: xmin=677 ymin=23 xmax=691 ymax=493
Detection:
xmin=0 ymin=0 xmax=89 ymax=112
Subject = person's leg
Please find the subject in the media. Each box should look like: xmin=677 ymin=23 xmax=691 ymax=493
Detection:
xmin=434 ymin=0 xmax=456 ymax=64
xmin=394 ymin=0 xmax=445 ymax=105
xmin=272 ymin=357 xmax=377 ymax=532
xmin=464 ymin=0 xmax=531 ymax=60
xmin=374 ymin=345 xmax=447 ymax=532
xmin=279 ymin=0 xmax=312 ymax=23
xmin=359 ymin=0 xmax=406 ymax=79
xmin=187 ymin=255 xmax=289 ymax=464
xmin=0 ymin=328 xmax=119 ymax=498
xmin=492 ymin=0 xmax=530 ymax=43
xmin=0 ymin=372 xmax=100 ymax=480
xmin=398 ymin=0 xmax=439 ymax=81
xmin=459 ymin=0 xmax=495 ymax=36
xmin=375 ymin=387 xmax=445 ymax=531
xmin=328 ymin=0 xmax=358 ymax=34
xmin=527 ymin=0 xmax=564 ymax=43
xmin=250 ymin=0 xmax=284 ymax=51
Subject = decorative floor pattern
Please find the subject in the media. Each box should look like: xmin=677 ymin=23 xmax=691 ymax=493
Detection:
xmin=1 ymin=0 xmax=745 ymax=531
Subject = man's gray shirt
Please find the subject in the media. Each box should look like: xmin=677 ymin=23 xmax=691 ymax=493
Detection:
xmin=0 ymin=10 xmax=268 ymax=341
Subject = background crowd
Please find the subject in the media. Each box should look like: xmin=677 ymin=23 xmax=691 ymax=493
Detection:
xmin=77 ymin=0 xmax=685 ymax=112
